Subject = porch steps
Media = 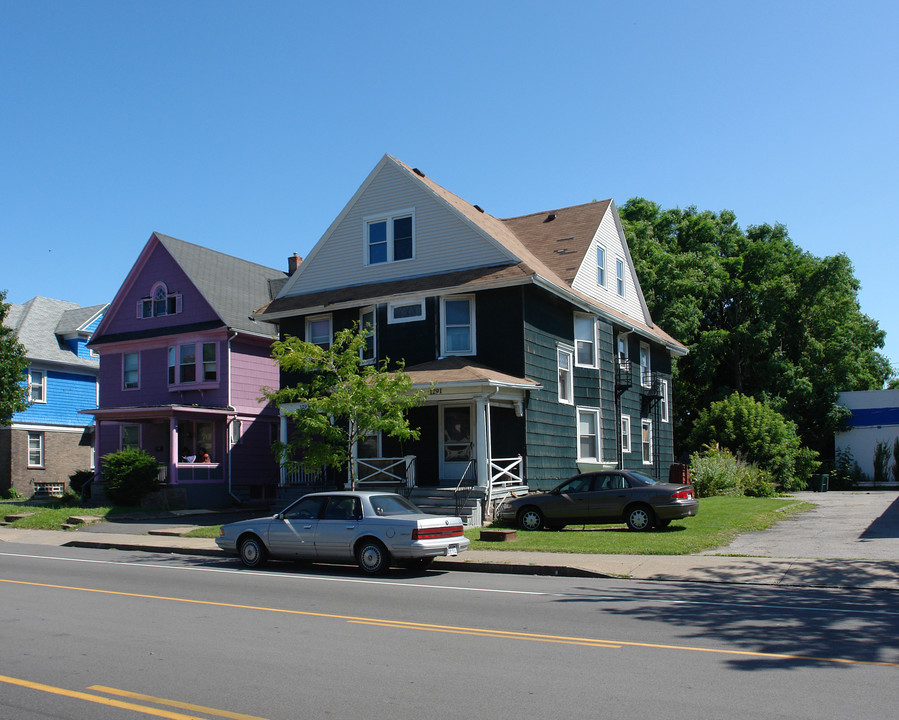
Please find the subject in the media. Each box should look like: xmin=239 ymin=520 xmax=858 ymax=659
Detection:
xmin=409 ymin=487 xmax=487 ymax=527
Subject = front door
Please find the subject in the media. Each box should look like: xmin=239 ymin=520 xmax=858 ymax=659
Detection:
xmin=440 ymin=405 xmax=474 ymax=482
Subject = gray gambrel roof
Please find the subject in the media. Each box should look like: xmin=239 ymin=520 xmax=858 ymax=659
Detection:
xmin=4 ymin=296 xmax=107 ymax=369
xmin=155 ymin=233 xmax=287 ymax=336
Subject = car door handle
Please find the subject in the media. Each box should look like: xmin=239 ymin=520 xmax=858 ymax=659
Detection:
xmin=303 ymin=525 xmax=313 ymax=529
xmin=345 ymin=525 xmax=355 ymax=529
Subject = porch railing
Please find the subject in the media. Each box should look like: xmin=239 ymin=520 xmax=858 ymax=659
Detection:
xmin=455 ymin=460 xmax=478 ymax=516
xmin=283 ymin=465 xmax=327 ymax=487
xmin=355 ymin=456 xmax=415 ymax=488
xmin=489 ymin=456 xmax=524 ymax=490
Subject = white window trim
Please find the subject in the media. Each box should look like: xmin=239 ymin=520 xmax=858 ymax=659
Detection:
xmin=640 ymin=342 xmax=652 ymax=388
xmin=597 ymin=245 xmax=606 ymax=286
xmin=574 ymin=314 xmax=598 ymax=368
xmin=363 ymin=208 xmax=415 ymax=265
xmin=660 ymin=379 xmax=670 ymax=423
xmin=621 ymin=414 xmax=632 ymax=454
xmin=359 ymin=306 xmax=377 ymax=365
xmin=440 ymin=295 xmax=476 ymax=357
xmin=306 ymin=314 xmax=333 ymax=348
xmin=27 ymin=431 xmax=44 ymax=468
xmin=557 ymin=345 xmax=574 ymax=405
xmin=641 ymin=418 xmax=653 ymax=465
xmin=617 ymin=333 xmax=629 ymax=361
xmin=387 ymin=299 xmax=425 ymax=324
xmin=577 ymin=407 xmax=602 ymax=462
xmin=28 ymin=368 xmax=47 ymax=404
xmin=616 ymin=258 xmax=625 ymax=297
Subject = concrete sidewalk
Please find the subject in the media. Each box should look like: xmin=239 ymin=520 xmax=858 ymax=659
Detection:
xmin=2 ymin=524 xmax=897 ymax=591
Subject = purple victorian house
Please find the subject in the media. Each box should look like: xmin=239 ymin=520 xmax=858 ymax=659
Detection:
xmin=86 ymin=233 xmax=290 ymax=507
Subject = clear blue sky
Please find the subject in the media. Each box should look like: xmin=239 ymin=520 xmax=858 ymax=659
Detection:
xmin=2 ymin=1 xmax=896 ymax=375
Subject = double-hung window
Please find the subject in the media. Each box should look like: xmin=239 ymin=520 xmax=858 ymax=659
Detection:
xmin=366 ymin=212 xmax=414 ymax=265
xmin=123 ymin=352 xmax=139 ymax=389
xmin=29 ymin=369 xmax=46 ymax=403
xmin=621 ymin=415 xmax=632 ymax=453
xmin=660 ymin=379 xmax=670 ymax=423
xmin=557 ymin=346 xmax=573 ymax=405
xmin=616 ymin=259 xmax=625 ymax=296
xmin=577 ymin=408 xmax=601 ymax=462
xmin=306 ymin=315 xmax=332 ymax=348
xmin=27 ymin=431 xmax=44 ymax=467
xmin=168 ymin=342 xmax=217 ymax=385
xmin=360 ymin=307 xmax=376 ymax=364
xmin=639 ymin=342 xmax=651 ymax=388
xmin=597 ymin=246 xmax=606 ymax=286
xmin=441 ymin=296 xmax=475 ymax=356
xmin=574 ymin=315 xmax=597 ymax=368
xmin=642 ymin=419 xmax=653 ymax=464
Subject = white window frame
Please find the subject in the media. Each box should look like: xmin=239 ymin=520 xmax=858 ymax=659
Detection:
xmin=27 ymin=431 xmax=44 ymax=468
xmin=617 ymin=333 xmax=629 ymax=361
xmin=577 ymin=407 xmax=602 ymax=462
xmin=574 ymin=314 xmax=597 ymax=368
xmin=596 ymin=245 xmax=606 ymax=286
xmin=364 ymin=209 xmax=415 ymax=265
xmin=639 ymin=342 xmax=652 ymax=388
xmin=29 ymin=368 xmax=46 ymax=403
xmin=616 ymin=258 xmax=625 ymax=296
xmin=660 ymin=379 xmax=670 ymax=423
xmin=359 ymin=306 xmax=377 ymax=365
xmin=440 ymin=295 xmax=476 ymax=357
xmin=641 ymin=418 xmax=653 ymax=465
xmin=621 ymin=415 xmax=632 ymax=454
xmin=558 ymin=346 xmax=574 ymax=405
xmin=306 ymin=314 xmax=333 ymax=348
xmin=123 ymin=352 xmax=140 ymax=390
xmin=387 ymin=299 xmax=425 ymax=324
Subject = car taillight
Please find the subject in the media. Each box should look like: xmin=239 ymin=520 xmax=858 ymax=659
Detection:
xmin=671 ymin=488 xmax=694 ymax=500
xmin=412 ymin=525 xmax=464 ymax=540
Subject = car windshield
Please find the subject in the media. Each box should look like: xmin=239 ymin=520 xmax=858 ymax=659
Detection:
xmin=369 ymin=494 xmax=422 ymax=517
xmin=628 ymin=472 xmax=659 ymax=486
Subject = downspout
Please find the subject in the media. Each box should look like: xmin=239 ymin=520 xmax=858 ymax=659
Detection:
xmin=226 ymin=331 xmax=241 ymax=504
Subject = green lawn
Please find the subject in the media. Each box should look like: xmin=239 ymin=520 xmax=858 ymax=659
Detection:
xmin=2 ymin=496 xmax=813 ymax=555
xmin=466 ymin=496 xmax=813 ymax=555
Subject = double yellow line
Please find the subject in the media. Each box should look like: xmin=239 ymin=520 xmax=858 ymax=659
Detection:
xmin=0 ymin=676 xmax=269 ymax=720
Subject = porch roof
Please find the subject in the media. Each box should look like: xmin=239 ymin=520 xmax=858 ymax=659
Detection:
xmin=404 ymin=358 xmax=541 ymax=391
xmin=81 ymin=404 xmax=236 ymax=421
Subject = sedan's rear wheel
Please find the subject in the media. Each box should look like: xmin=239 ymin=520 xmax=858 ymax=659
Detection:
xmin=357 ymin=539 xmax=390 ymax=575
xmin=238 ymin=535 xmax=268 ymax=568
xmin=518 ymin=507 xmax=545 ymax=531
xmin=625 ymin=505 xmax=655 ymax=532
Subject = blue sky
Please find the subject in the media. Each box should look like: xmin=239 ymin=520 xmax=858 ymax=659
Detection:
xmin=2 ymin=1 xmax=896 ymax=374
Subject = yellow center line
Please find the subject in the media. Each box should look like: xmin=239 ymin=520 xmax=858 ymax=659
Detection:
xmin=89 ymin=686 xmax=271 ymax=720
xmin=0 ymin=674 xmax=236 ymax=720
xmin=3 ymin=577 xmax=898 ymax=668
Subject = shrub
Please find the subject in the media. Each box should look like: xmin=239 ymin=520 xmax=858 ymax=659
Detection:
xmin=686 ymin=392 xmax=818 ymax=491
xmin=101 ymin=449 xmax=160 ymax=506
xmin=873 ymin=441 xmax=892 ymax=484
xmin=830 ymin=447 xmax=866 ymax=490
xmin=689 ymin=445 xmax=775 ymax=498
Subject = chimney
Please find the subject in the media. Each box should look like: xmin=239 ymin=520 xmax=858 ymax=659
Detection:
xmin=288 ymin=253 xmax=302 ymax=276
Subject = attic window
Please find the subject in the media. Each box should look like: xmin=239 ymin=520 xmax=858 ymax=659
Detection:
xmin=138 ymin=282 xmax=182 ymax=319
xmin=365 ymin=210 xmax=414 ymax=265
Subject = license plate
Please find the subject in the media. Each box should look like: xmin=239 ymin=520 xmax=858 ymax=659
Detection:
xmin=446 ymin=544 xmax=458 ymax=556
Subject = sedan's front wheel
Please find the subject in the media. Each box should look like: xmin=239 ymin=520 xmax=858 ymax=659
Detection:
xmin=238 ymin=535 xmax=268 ymax=568
xmin=518 ymin=507 xmax=545 ymax=531
xmin=357 ymin=539 xmax=390 ymax=575
xmin=625 ymin=505 xmax=655 ymax=532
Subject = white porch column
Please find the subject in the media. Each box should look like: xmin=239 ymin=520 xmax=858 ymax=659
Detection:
xmin=475 ymin=397 xmax=489 ymax=488
xmin=169 ymin=417 xmax=178 ymax=484
xmin=280 ymin=412 xmax=289 ymax=485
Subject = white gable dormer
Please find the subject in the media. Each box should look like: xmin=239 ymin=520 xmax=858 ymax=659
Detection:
xmin=278 ymin=155 xmax=517 ymax=299
xmin=571 ymin=202 xmax=652 ymax=327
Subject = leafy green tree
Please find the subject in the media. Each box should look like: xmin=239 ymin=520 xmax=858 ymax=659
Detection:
xmin=264 ymin=324 xmax=426 ymax=489
xmin=620 ymin=200 xmax=890 ymax=461
xmin=685 ymin=393 xmax=817 ymax=491
xmin=0 ymin=290 xmax=29 ymax=425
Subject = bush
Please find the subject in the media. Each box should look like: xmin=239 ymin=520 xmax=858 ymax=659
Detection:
xmin=101 ymin=449 xmax=160 ymax=506
xmin=873 ymin=441 xmax=892 ymax=484
xmin=686 ymin=392 xmax=818 ymax=491
xmin=689 ymin=445 xmax=775 ymax=498
xmin=830 ymin=447 xmax=866 ymax=490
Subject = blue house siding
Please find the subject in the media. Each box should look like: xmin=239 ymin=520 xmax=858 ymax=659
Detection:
xmin=16 ymin=370 xmax=97 ymax=427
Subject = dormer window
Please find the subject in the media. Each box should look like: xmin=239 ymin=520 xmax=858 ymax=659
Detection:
xmin=365 ymin=210 xmax=414 ymax=265
xmin=139 ymin=282 xmax=182 ymax=318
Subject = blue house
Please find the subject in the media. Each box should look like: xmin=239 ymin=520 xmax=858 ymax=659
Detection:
xmin=1 ymin=296 xmax=107 ymax=497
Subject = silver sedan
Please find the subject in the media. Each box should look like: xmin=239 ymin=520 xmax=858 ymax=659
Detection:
xmin=216 ymin=490 xmax=470 ymax=574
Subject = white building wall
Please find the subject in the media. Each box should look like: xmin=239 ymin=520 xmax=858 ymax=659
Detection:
xmin=835 ymin=390 xmax=899 ymax=479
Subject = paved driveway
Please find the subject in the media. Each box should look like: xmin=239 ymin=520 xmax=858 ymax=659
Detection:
xmin=704 ymin=490 xmax=899 ymax=560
